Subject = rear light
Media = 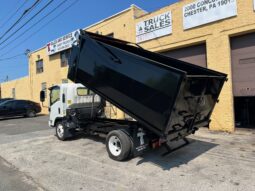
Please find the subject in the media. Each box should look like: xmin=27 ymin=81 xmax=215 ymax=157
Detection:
xmin=151 ymin=139 xmax=161 ymax=149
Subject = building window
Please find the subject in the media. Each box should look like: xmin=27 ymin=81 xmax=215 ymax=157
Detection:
xmin=62 ymin=79 xmax=68 ymax=84
xmin=12 ymin=88 xmax=15 ymax=98
xmin=60 ymin=50 xmax=71 ymax=67
xmin=41 ymin=82 xmax=47 ymax=98
xmin=36 ymin=59 xmax=44 ymax=74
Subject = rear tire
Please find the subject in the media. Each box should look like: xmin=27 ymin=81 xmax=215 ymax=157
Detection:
xmin=106 ymin=130 xmax=132 ymax=161
xmin=56 ymin=122 xmax=67 ymax=141
xmin=26 ymin=110 xmax=36 ymax=118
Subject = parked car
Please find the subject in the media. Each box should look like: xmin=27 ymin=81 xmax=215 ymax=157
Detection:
xmin=0 ymin=98 xmax=13 ymax=104
xmin=0 ymin=100 xmax=41 ymax=118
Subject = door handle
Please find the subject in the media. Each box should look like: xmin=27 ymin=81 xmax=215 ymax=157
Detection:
xmin=58 ymin=108 xmax=60 ymax=114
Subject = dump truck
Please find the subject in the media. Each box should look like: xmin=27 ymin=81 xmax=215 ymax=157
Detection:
xmin=41 ymin=31 xmax=227 ymax=161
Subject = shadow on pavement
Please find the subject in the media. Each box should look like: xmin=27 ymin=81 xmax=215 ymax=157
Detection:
xmin=68 ymin=133 xmax=217 ymax=170
xmin=136 ymin=138 xmax=218 ymax=170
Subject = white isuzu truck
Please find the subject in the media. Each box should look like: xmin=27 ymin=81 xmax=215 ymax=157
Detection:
xmin=43 ymin=83 xmax=103 ymax=138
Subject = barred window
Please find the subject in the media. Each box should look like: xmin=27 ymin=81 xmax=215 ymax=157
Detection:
xmin=62 ymin=79 xmax=68 ymax=84
xmin=60 ymin=50 xmax=71 ymax=67
xmin=36 ymin=60 xmax=44 ymax=74
xmin=12 ymin=88 xmax=15 ymax=98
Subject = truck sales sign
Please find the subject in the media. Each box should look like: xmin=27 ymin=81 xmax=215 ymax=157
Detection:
xmin=183 ymin=0 xmax=237 ymax=30
xmin=136 ymin=11 xmax=172 ymax=43
xmin=46 ymin=30 xmax=80 ymax=56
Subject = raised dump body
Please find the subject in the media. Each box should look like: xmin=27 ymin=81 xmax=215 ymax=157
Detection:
xmin=68 ymin=31 xmax=227 ymax=141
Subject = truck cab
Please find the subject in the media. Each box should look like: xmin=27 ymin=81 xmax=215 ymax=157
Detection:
xmin=41 ymin=83 xmax=102 ymax=127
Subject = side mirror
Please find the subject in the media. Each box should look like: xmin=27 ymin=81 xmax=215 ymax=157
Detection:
xmin=40 ymin=90 xmax=46 ymax=102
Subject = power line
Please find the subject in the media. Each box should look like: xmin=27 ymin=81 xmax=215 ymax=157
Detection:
xmin=0 ymin=0 xmax=69 ymax=51
xmin=0 ymin=53 xmax=25 ymax=61
xmin=0 ymin=0 xmax=42 ymax=42
xmin=0 ymin=0 xmax=79 ymax=58
xmin=0 ymin=0 xmax=54 ymax=46
xmin=0 ymin=0 xmax=30 ymax=28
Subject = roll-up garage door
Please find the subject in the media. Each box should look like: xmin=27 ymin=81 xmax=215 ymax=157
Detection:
xmin=231 ymin=33 xmax=255 ymax=97
xmin=161 ymin=44 xmax=207 ymax=68
xmin=231 ymin=33 xmax=255 ymax=128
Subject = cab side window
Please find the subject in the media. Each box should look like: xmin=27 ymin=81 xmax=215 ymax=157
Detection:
xmin=77 ymin=88 xmax=88 ymax=96
xmin=50 ymin=87 xmax=60 ymax=105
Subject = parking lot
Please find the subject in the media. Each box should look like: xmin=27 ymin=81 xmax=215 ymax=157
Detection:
xmin=0 ymin=115 xmax=254 ymax=191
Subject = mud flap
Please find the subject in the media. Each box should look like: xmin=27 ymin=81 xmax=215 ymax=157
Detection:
xmin=122 ymin=128 xmax=150 ymax=157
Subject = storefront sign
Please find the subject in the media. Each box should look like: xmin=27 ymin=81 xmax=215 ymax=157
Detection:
xmin=46 ymin=30 xmax=80 ymax=55
xmin=183 ymin=0 xmax=237 ymax=30
xmin=136 ymin=11 xmax=172 ymax=43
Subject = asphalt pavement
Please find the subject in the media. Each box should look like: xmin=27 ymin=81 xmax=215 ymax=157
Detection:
xmin=0 ymin=115 xmax=254 ymax=191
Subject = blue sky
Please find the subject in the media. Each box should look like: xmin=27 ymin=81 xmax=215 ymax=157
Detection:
xmin=0 ymin=0 xmax=178 ymax=82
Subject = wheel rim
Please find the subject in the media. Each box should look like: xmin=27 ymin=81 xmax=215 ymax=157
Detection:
xmin=57 ymin=124 xmax=64 ymax=138
xmin=108 ymin=136 xmax=122 ymax=156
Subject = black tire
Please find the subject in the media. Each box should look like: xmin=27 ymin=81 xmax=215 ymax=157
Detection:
xmin=106 ymin=130 xmax=132 ymax=161
xmin=26 ymin=110 xmax=36 ymax=118
xmin=56 ymin=122 xmax=67 ymax=141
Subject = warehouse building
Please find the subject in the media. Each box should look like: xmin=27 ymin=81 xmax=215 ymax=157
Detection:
xmin=1 ymin=0 xmax=255 ymax=132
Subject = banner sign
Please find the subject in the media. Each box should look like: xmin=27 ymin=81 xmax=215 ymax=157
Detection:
xmin=183 ymin=0 xmax=237 ymax=30
xmin=136 ymin=11 xmax=172 ymax=43
xmin=47 ymin=30 xmax=80 ymax=55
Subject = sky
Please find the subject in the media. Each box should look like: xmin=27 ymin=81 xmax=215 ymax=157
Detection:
xmin=0 ymin=0 xmax=178 ymax=82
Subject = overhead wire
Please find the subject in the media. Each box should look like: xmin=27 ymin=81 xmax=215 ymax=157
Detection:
xmin=0 ymin=0 xmax=30 ymax=28
xmin=0 ymin=0 xmax=80 ymax=58
xmin=0 ymin=0 xmax=69 ymax=51
xmin=0 ymin=0 xmax=54 ymax=46
xmin=0 ymin=53 xmax=25 ymax=61
xmin=0 ymin=0 xmax=42 ymax=41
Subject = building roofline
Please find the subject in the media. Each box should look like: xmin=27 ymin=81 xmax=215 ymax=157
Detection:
xmin=29 ymin=4 xmax=147 ymax=55
xmin=84 ymin=4 xmax=147 ymax=30
xmin=29 ymin=45 xmax=46 ymax=55
xmin=0 ymin=76 xmax=29 ymax=85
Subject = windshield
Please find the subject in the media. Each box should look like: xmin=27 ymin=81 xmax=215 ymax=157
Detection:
xmin=50 ymin=86 xmax=60 ymax=106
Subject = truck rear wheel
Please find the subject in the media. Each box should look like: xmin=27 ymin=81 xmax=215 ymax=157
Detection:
xmin=56 ymin=122 xmax=67 ymax=141
xmin=106 ymin=130 xmax=132 ymax=161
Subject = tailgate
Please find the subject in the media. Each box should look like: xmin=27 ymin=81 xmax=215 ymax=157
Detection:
xmin=165 ymin=75 xmax=226 ymax=141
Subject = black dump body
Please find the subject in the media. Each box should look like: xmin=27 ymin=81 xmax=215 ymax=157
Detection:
xmin=68 ymin=31 xmax=227 ymax=141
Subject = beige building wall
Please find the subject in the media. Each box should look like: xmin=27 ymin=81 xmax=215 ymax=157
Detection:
xmin=0 ymin=77 xmax=31 ymax=100
xmin=133 ymin=0 xmax=255 ymax=132
xmin=1 ymin=1 xmax=255 ymax=132
xmin=28 ymin=47 xmax=69 ymax=114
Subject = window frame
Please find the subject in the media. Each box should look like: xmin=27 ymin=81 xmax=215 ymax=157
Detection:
xmin=41 ymin=82 xmax=47 ymax=98
xmin=49 ymin=86 xmax=60 ymax=106
xmin=36 ymin=59 xmax=44 ymax=74
xmin=60 ymin=49 xmax=71 ymax=67
xmin=77 ymin=87 xmax=89 ymax=96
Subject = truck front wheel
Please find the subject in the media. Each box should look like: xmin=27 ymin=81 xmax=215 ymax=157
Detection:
xmin=56 ymin=122 xmax=67 ymax=141
xmin=106 ymin=130 xmax=132 ymax=161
